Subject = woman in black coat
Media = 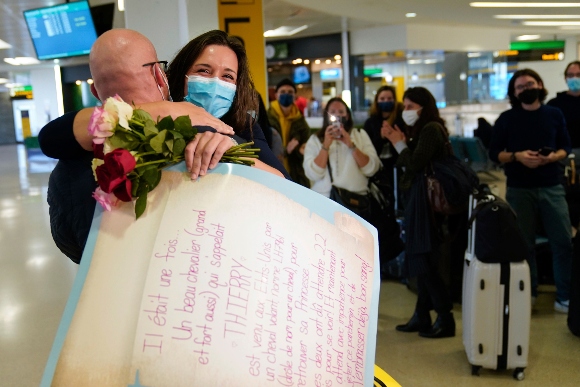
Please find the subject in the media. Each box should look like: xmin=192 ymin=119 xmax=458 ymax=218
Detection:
xmin=384 ymin=87 xmax=456 ymax=339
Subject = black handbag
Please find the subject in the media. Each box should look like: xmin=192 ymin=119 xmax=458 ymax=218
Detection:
xmin=425 ymin=125 xmax=479 ymax=215
xmin=327 ymin=161 xmax=372 ymax=220
xmin=468 ymin=194 xmax=528 ymax=264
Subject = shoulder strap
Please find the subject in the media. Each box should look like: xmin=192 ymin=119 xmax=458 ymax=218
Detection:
xmin=467 ymin=194 xmax=497 ymax=228
xmin=327 ymin=156 xmax=334 ymax=183
xmin=431 ymin=122 xmax=453 ymax=157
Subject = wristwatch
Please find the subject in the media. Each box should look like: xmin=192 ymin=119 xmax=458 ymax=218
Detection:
xmin=510 ymin=152 xmax=517 ymax=162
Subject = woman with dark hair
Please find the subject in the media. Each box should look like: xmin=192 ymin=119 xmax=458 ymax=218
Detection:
xmin=303 ymin=97 xmax=380 ymax=218
xmin=167 ymin=30 xmax=256 ymax=132
xmin=165 ymin=29 xmax=288 ymax=179
xmin=384 ymin=86 xmax=457 ymax=338
xmin=363 ymin=85 xmax=405 ymax=178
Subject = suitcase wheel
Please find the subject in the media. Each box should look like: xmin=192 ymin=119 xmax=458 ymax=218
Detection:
xmin=471 ymin=365 xmax=481 ymax=376
xmin=513 ymin=368 xmax=525 ymax=381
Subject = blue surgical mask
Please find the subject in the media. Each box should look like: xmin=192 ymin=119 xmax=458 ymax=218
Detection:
xmin=567 ymin=77 xmax=580 ymax=92
xmin=378 ymin=101 xmax=395 ymax=113
xmin=278 ymin=93 xmax=294 ymax=107
xmin=184 ymin=75 xmax=236 ymax=118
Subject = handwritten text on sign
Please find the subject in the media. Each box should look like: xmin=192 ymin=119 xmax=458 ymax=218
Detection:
xmin=130 ymin=174 xmax=374 ymax=386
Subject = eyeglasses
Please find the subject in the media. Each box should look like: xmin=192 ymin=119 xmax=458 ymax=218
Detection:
xmin=143 ymin=61 xmax=168 ymax=73
xmin=515 ymin=81 xmax=537 ymax=92
xmin=566 ymin=73 xmax=580 ymax=78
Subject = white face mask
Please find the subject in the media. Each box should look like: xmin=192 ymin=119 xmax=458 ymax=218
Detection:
xmin=402 ymin=109 xmax=420 ymax=126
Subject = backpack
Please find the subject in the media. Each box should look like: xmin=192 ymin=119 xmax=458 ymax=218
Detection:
xmin=468 ymin=194 xmax=528 ymax=264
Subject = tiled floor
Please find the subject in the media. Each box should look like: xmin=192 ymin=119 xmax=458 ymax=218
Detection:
xmin=0 ymin=143 xmax=579 ymax=386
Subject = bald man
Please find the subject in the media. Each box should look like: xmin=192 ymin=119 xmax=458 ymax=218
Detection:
xmin=40 ymin=29 xmax=285 ymax=262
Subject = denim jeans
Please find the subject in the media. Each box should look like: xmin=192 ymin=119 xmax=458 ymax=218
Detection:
xmin=506 ymin=185 xmax=572 ymax=302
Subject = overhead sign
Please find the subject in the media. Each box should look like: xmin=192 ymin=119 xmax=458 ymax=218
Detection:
xmin=320 ymin=68 xmax=342 ymax=80
xmin=10 ymin=85 xmax=33 ymax=99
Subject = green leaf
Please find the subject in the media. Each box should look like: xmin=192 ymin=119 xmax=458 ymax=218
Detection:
xmin=130 ymin=176 xmax=140 ymax=197
xmin=143 ymin=119 xmax=159 ymax=137
xmin=133 ymin=109 xmax=153 ymax=123
xmin=157 ymin=115 xmax=174 ymax=131
xmin=168 ymin=130 xmax=183 ymax=140
xmin=135 ymin=189 xmax=148 ymax=219
xmin=165 ymin=138 xmax=174 ymax=154
xmin=135 ymin=177 xmax=151 ymax=219
xmin=140 ymin=166 xmax=161 ymax=186
xmin=149 ymin=169 xmax=162 ymax=191
xmin=174 ymin=116 xmax=196 ymax=140
xmin=172 ymin=138 xmax=186 ymax=158
xmin=150 ymin=130 xmax=168 ymax=153
xmin=109 ymin=131 xmax=140 ymax=150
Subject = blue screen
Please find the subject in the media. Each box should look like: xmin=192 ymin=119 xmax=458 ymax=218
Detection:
xmin=24 ymin=1 xmax=98 ymax=60
xmin=293 ymin=65 xmax=311 ymax=84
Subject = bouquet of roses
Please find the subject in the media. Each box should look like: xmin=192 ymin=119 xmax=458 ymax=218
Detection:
xmin=89 ymin=95 xmax=258 ymax=219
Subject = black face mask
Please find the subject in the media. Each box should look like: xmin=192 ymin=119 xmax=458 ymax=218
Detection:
xmin=517 ymin=88 xmax=540 ymax=104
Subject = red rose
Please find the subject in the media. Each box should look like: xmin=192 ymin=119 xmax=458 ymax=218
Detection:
xmin=95 ymin=149 xmax=136 ymax=194
xmin=113 ymin=178 xmax=133 ymax=202
xmin=93 ymin=143 xmax=104 ymax=159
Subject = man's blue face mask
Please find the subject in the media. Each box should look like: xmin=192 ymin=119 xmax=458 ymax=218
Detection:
xmin=567 ymin=77 xmax=580 ymax=92
xmin=184 ymin=75 xmax=236 ymax=118
xmin=278 ymin=93 xmax=294 ymax=107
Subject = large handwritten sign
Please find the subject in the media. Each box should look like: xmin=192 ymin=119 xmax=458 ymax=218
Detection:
xmin=42 ymin=163 xmax=380 ymax=387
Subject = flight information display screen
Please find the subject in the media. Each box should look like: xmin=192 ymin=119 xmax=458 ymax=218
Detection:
xmin=23 ymin=1 xmax=98 ymax=60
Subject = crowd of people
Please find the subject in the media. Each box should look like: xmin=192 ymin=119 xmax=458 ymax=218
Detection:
xmin=39 ymin=28 xmax=578 ymax=340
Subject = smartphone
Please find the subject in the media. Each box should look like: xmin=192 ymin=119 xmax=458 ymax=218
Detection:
xmin=538 ymin=147 xmax=556 ymax=156
xmin=329 ymin=115 xmax=342 ymax=138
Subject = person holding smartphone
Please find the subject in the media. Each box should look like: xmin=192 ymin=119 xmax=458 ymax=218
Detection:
xmin=489 ymin=68 xmax=573 ymax=314
xmin=303 ymin=97 xmax=380 ymax=207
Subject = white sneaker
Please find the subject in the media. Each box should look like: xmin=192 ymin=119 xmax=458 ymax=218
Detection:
xmin=554 ymin=300 xmax=569 ymax=314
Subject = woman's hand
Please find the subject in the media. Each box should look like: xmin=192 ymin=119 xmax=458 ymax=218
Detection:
xmin=335 ymin=126 xmax=354 ymax=148
xmin=322 ymin=125 xmax=337 ymax=150
xmin=383 ymin=123 xmax=406 ymax=144
xmin=185 ymin=132 xmax=234 ymax=179
xmin=381 ymin=120 xmax=393 ymax=139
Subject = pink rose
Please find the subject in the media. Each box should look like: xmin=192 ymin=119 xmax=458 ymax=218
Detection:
xmin=88 ymin=95 xmax=133 ymax=144
xmin=88 ymin=106 xmax=116 ymax=143
xmin=92 ymin=187 xmax=119 ymax=211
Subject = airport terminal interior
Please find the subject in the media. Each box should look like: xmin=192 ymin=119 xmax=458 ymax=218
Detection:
xmin=1 ymin=0 xmax=580 ymax=386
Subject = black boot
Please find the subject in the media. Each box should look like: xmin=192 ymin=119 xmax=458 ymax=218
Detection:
xmin=396 ymin=311 xmax=432 ymax=333
xmin=419 ymin=312 xmax=456 ymax=338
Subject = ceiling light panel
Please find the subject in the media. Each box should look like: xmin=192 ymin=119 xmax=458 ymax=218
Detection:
xmin=471 ymin=2 xmax=580 ymax=7
xmin=523 ymin=21 xmax=580 ymax=26
xmin=495 ymin=14 xmax=580 ymax=19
